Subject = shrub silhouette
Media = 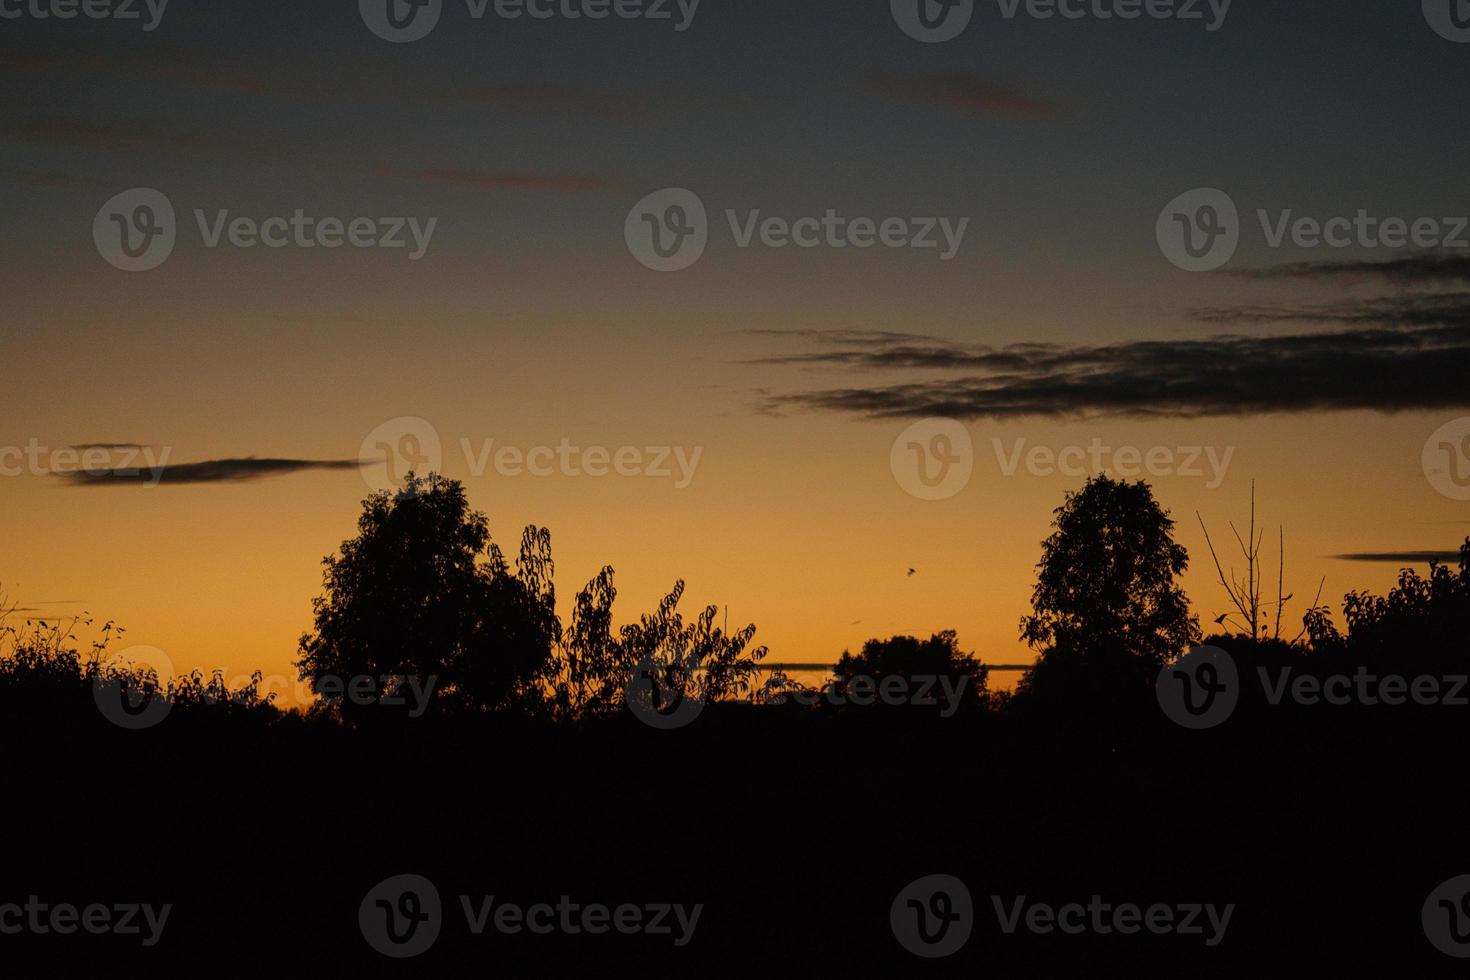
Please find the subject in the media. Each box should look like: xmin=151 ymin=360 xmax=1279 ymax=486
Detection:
xmin=828 ymin=631 xmax=990 ymax=711
xmin=552 ymin=575 xmax=768 ymax=720
xmin=1303 ymin=537 xmax=1470 ymax=672
xmin=0 ymin=593 xmax=275 ymax=728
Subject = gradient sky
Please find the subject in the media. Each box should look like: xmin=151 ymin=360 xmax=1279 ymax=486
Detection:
xmin=3 ymin=0 xmax=1468 ymax=703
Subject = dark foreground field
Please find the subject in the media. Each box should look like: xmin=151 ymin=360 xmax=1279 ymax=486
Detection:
xmin=7 ymin=697 xmax=1469 ymax=976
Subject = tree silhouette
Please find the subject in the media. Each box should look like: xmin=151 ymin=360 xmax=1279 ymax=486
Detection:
xmin=1016 ymin=476 xmax=1200 ymax=717
xmin=297 ymin=473 xmax=556 ymax=721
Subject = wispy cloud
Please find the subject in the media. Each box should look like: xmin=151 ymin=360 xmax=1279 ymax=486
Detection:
xmin=870 ymin=71 xmax=1057 ymax=118
xmin=378 ymin=166 xmax=615 ymax=194
xmin=754 ymin=292 xmax=1470 ymax=420
xmin=56 ymin=457 xmax=361 ymax=487
xmin=1230 ymin=252 xmax=1470 ymax=285
xmin=1329 ymin=550 xmax=1465 ymax=564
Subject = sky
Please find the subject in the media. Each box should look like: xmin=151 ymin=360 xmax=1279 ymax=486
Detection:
xmin=2 ymin=0 xmax=1469 ymax=703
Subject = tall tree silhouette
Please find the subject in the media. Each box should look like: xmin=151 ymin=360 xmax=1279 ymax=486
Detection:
xmin=297 ymin=473 xmax=556 ymax=720
xmin=1020 ymin=475 xmax=1200 ymax=676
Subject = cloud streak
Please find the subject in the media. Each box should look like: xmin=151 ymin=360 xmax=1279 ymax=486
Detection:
xmin=57 ymin=457 xmax=361 ymax=487
xmin=755 ymin=292 xmax=1470 ymax=420
xmin=1230 ymin=252 xmax=1470 ymax=285
xmin=1329 ymin=551 xmax=1465 ymax=564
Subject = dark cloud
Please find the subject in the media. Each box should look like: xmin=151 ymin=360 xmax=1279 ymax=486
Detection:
xmin=755 ymin=293 xmax=1470 ymax=420
xmin=56 ymin=458 xmax=362 ymax=487
xmin=1329 ymin=551 xmax=1465 ymax=564
xmin=1231 ymin=252 xmax=1470 ymax=285
xmin=377 ymin=166 xmax=615 ymax=194
xmin=870 ymin=72 xmax=1056 ymax=118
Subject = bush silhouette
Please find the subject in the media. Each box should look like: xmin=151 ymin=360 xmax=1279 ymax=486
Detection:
xmin=1303 ymin=538 xmax=1470 ymax=672
xmin=828 ymin=631 xmax=990 ymax=712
